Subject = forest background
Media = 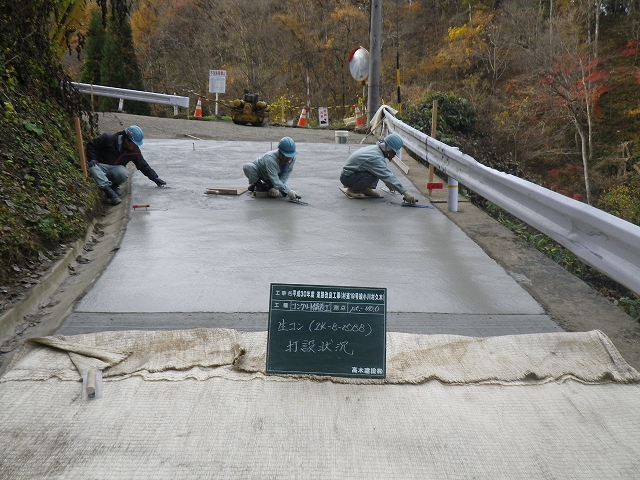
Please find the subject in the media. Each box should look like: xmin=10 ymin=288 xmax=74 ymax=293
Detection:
xmin=1 ymin=0 xmax=640 ymax=315
xmin=66 ymin=0 xmax=640 ymax=220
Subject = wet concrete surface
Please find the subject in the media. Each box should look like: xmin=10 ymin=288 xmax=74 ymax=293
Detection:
xmin=58 ymin=139 xmax=560 ymax=336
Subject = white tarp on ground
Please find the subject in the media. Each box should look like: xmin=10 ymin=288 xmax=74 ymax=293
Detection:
xmin=1 ymin=329 xmax=639 ymax=479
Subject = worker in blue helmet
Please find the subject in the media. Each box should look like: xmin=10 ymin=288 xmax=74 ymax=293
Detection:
xmin=86 ymin=125 xmax=166 ymax=205
xmin=340 ymin=133 xmax=417 ymax=203
xmin=243 ymin=136 xmax=300 ymax=200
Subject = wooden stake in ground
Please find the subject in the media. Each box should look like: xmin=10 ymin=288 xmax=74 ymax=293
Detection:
xmin=73 ymin=117 xmax=88 ymax=177
xmin=428 ymin=100 xmax=438 ymax=196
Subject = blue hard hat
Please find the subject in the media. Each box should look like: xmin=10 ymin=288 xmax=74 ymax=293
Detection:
xmin=125 ymin=125 xmax=144 ymax=146
xmin=278 ymin=136 xmax=296 ymax=157
xmin=384 ymin=133 xmax=403 ymax=156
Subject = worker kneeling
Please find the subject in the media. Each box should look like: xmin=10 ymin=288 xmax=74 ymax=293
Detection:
xmin=85 ymin=125 xmax=166 ymax=206
xmin=243 ymin=136 xmax=299 ymax=200
xmin=340 ymin=133 xmax=417 ymax=204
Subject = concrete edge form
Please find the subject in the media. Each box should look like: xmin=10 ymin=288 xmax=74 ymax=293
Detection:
xmin=0 ymin=188 xmax=131 ymax=376
xmin=57 ymin=312 xmax=562 ymax=336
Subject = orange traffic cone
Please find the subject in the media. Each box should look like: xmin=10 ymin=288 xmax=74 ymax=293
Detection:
xmin=354 ymin=104 xmax=365 ymax=129
xmin=296 ymin=107 xmax=308 ymax=128
xmin=194 ymin=97 xmax=203 ymax=118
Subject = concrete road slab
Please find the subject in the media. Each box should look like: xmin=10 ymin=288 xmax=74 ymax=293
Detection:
xmin=73 ymin=140 xmax=546 ymax=318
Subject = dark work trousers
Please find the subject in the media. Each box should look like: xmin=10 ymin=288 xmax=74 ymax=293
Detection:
xmin=340 ymin=171 xmax=378 ymax=192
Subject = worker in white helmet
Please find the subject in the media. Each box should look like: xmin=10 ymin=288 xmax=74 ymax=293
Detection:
xmin=243 ymin=136 xmax=300 ymax=200
xmin=340 ymin=133 xmax=417 ymax=203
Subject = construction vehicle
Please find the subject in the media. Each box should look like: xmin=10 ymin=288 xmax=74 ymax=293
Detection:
xmin=231 ymin=92 xmax=269 ymax=126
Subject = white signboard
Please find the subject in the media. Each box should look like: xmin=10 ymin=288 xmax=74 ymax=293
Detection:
xmin=209 ymin=70 xmax=227 ymax=94
xmin=318 ymin=107 xmax=329 ymax=127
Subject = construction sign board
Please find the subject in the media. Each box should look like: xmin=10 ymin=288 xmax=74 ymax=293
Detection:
xmin=209 ymin=70 xmax=227 ymax=94
xmin=266 ymin=283 xmax=387 ymax=378
xmin=318 ymin=107 xmax=329 ymax=127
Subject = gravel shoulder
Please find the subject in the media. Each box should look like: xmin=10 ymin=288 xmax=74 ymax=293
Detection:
xmin=1 ymin=113 xmax=638 ymax=376
xmin=91 ymin=112 xmax=376 ymax=144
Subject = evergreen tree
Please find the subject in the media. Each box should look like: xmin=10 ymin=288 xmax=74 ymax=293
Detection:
xmin=79 ymin=8 xmax=105 ymax=86
xmin=98 ymin=14 xmax=150 ymax=115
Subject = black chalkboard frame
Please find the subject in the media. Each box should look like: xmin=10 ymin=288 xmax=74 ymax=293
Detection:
xmin=266 ymin=283 xmax=387 ymax=379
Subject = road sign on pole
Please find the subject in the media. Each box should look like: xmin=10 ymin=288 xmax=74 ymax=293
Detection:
xmin=209 ymin=70 xmax=226 ymax=116
xmin=209 ymin=70 xmax=227 ymax=94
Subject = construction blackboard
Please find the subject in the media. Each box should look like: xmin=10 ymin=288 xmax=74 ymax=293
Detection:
xmin=266 ymin=283 xmax=387 ymax=378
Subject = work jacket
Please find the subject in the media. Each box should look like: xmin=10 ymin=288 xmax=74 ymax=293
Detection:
xmin=86 ymin=131 xmax=159 ymax=181
xmin=341 ymin=144 xmax=406 ymax=194
xmin=251 ymin=150 xmax=296 ymax=195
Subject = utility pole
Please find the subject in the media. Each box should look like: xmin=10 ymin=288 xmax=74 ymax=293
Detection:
xmin=367 ymin=0 xmax=382 ymax=125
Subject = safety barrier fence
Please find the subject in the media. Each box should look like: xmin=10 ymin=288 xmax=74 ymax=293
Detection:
xmin=383 ymin=111 xmax=640 ymax=295
xmin=190 ymin=91 xmax=361 ymax=114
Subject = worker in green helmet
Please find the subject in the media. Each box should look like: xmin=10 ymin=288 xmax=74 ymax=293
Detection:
xmin=340 ymin=133 xmax=417 ymax=203
xmin=243 ymin=136 xmax=300 ymax=200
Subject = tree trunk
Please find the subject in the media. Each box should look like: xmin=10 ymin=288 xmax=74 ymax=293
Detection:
xmin=573 ymin=118 xmax=592 ymax=205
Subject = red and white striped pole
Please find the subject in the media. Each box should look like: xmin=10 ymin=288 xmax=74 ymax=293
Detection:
xmin=305 ymin=70 xmax=311 ymax=111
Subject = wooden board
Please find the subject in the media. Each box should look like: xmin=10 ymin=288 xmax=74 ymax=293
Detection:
xmin=390 ymin=156 xmax=410 ymax=174
xmin=251 ymin=191 xmax=270 ymax=198
xmin=339 ymin=187 xmax=380 ymax=199
xmin=204 ymin=187 xmax=248 ymax=195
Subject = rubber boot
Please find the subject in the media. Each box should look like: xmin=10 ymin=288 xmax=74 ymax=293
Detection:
xmin=103 ymin=186 xmax=122 ymax=205
xmin=362 ymin=187 xmax=384 ymax=198
xmin=345 ymin=188 xmax=366 ymax=199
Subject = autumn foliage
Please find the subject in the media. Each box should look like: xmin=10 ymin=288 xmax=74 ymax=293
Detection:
xmin=68 ymin=0 xmax=640 ymax=223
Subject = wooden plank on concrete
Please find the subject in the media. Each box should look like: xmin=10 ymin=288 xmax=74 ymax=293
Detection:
xmin=205 ymin=187 xmax=248 ymax=195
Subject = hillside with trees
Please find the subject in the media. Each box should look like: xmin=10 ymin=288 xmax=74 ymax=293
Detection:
xmin=113 ymin=0 xmax=640 ymax=220
xmin=2 ymin=0 xmax=640 ymax=313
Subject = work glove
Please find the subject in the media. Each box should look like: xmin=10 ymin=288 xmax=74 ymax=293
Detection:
xmin=268 ymin=188 xmax=281 ymax=198
xmin=153 ymin=177 xmax=166 ymax=187
xmin=88 ymin=160 xmax=99 ymax=168
xmin=403 ymin=191 xmax=416 ymax=204
xmin=287 ymin=190 xmax=299 ymax=200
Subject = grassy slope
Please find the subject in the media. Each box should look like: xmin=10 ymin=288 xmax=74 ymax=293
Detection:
xmin=0 ymin=90 xmax=101 ymax=295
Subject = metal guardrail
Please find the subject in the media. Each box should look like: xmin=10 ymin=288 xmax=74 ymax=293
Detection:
xmin=71 ymin=83 xmax=190 ymax=108
xmin=384 ymin=112 xmax=640 ymax=295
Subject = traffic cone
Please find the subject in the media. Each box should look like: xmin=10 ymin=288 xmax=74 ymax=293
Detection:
xmin=194 ymin=97 xmax=203 ymax=118
xmin=354 ymin=104 xmax=365 ymax=129
xmin=296 ymin=107 xmax=308 ymax=128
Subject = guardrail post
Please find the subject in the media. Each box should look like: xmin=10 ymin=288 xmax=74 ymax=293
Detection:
xmin=448 ymin=177 xmax=458 ymax=212
xmin=118 ymin=98 xmax=124 ymax=111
